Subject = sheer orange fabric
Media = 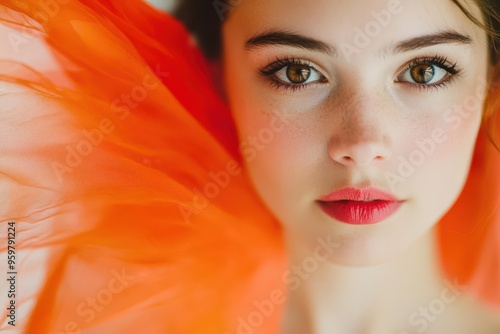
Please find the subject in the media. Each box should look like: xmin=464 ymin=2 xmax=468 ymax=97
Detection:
xmin=0 ymin=1 xmax=498 ymax=333
xmin=0 ymin=1 xmax=284 ymax=332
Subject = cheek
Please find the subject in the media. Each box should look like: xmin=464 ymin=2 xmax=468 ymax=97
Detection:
xmin=226 ymin=82 xmax=324 ymax=210
xmin=395 ymin=74 xmax=487 ymax=185
xmin=420 ymin=90 xmax=484 ymax=174
xmin=233 ymin=104 xmax=318 ymax=211
xmin=394 ymin=91 xmax=484 ymax=230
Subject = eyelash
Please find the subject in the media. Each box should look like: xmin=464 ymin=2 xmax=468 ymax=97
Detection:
xmin=259 ymin=57 xmax=325 ymax=92
xmin=258 ymin=55 xmax=463 ymax=93
xmin=397 ymin=55 xmax=462 ymax=92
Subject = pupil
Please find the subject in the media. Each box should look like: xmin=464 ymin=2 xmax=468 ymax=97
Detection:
xmin=287 ymin=65 xmax=311 ymax=84
xmin=411 ymin=65 xmax=434 ymax=84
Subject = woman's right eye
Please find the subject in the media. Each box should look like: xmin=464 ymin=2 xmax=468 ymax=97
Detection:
xmin=273 ymin=63 xmax=324 ymax=85
xmin=259 ymin=57 xmax=327 ymax=91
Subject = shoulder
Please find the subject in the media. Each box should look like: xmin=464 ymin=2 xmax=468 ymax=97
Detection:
xmin=457 ymin=293 xmax=500 ymax=333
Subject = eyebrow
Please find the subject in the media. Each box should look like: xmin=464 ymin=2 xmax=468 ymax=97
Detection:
xmin=393 ymin=31 xmax=472 ymax=53
xmin=244 ymin=29 xmax=473 ymax=56
xmin=245 ymin=30 xmax=336 ymax=56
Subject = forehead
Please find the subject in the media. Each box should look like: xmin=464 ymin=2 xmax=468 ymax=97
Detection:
xmin=228 ymin=0 xmax=484 ymax=51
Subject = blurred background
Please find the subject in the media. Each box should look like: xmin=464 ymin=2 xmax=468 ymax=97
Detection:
xmin=146 ymin=0 xmax=179 ymax=12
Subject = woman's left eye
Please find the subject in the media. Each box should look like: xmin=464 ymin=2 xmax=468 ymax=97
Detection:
xmin=396 ymin=56 xmax=461 ymax=88
xmin=400 ymin=64 xmax=449 ymax=85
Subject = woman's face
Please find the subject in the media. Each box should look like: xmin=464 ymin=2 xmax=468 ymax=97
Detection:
xmin=222 ymin=0 xmax=491 ymax=266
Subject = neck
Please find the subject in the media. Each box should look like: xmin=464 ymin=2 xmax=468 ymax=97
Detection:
xmin=281 ymin=227 xmax=450 ymax=334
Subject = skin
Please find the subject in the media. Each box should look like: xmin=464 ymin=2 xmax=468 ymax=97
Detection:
xmin=222 ymin=0 xmax=500 ymax=332
xmin=222 ymin=0 xmax=491 ymax=265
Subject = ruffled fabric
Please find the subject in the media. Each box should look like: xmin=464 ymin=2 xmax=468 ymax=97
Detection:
xmin=438 ymin=75 xmax=500 ymax=310
xmin=0 ymin=1 xmax=498 ymax=333
xmin=0 ymin=1 xmax=284 ymax=333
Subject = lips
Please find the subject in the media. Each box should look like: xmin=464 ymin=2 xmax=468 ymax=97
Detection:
xmin=317 ymin=186 xmax=404 ymax=225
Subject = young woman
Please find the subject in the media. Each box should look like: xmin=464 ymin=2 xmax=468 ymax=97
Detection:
xmin=0 ymin=0 xmax=499 ymax=333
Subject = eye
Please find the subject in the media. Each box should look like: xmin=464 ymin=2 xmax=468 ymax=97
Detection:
xmin=396 ymin=55 xmax=461 ymax=89
xmin=401 ymin=63 xmax=448 ymax=84
xmin=259 ymin=57 xmax=327 ymax=91
xmin=274 ymin=63 xmax=323 ymax=84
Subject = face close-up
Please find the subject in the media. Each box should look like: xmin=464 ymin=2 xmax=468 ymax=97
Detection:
xmin=222 ymin=0 xmax=491 ymax=266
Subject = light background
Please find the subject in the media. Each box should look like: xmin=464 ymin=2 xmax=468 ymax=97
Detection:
xmin=146 ymin=0 xmax=179 ymax=12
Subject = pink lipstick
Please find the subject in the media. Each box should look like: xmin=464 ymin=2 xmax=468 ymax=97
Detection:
xmin=317 ymin=186 xmax=404 ymax=225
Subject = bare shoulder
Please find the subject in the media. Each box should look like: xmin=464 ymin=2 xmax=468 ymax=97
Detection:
xmin=480 ymin=304 xmax=500 ymax=333
xmin=427 ymin=289 xmax=500 ymax=334
xmin=459 ymin=292 xmax=500 ymax=334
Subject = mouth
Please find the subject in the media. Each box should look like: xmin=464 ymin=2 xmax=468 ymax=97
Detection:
xmin=317 ymin=187 xmax=405 ymax=225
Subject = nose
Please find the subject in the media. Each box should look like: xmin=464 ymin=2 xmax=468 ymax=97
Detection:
xmin=328 ymin=104 xmax=392 ymax=167
xmin=329 ymin=140 xmax=391 ymax=166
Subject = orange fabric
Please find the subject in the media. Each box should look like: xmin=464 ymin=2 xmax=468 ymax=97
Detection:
xmin=0 ymin=1 xmax=284 ymax=333
xmin=438 ymin=79 xmax=500 ymax=310
xmin=0 ymin=0 xmax=498 ymax=333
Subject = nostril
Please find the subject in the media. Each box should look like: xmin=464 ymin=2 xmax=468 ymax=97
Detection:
xmin=329 ymin=140 xmax=392 ymax=167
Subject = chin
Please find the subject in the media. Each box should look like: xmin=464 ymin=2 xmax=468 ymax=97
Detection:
xmin=329 ymin=249 xmax=401 ymax=268
xmin=323 ymin=237 xmax=406 ymax=267
xmin=295 ymin=221 xmax=422 ymax=268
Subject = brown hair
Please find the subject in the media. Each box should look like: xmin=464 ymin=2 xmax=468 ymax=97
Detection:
xmin=452 ymin=0 xmax=500 ymax=63
xmin=175 ymin=0 xmax=500 ymax=63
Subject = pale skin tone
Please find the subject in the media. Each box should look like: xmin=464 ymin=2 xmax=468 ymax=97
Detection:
xmin=221 ymin=0 xmax=500 ymax=333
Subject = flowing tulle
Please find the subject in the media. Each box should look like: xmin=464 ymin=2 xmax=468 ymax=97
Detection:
xmin=0 ymin=1 xmax=498 ymax=333
xmin=0 ymin=1 xmax=284 ymax=333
